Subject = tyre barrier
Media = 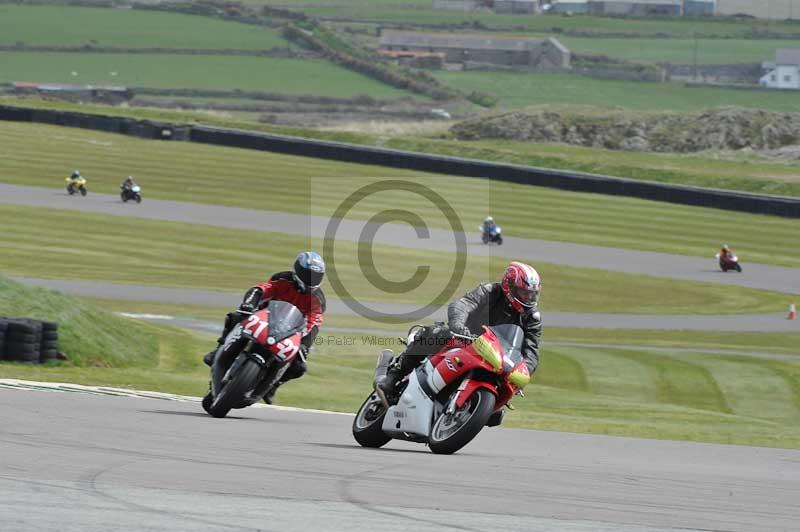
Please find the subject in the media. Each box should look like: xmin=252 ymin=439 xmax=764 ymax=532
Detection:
xmin=0 ymin=318 xmax=61 ymax=363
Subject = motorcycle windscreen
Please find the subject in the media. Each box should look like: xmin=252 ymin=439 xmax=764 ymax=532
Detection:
xmin=487 ymin=323 xmax=524 ymax=365
xmin=267 ymin=300 xmax=306 ymax=341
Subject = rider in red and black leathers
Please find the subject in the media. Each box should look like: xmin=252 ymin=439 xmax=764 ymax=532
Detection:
xmin=377 ymin=262 xmax=542 ymax=394
xmin=204 ymin=252 xmax=326 ymax=403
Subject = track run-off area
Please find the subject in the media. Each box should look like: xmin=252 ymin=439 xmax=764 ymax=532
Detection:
xmin=1 ymin=383 xmax=799 ymax=532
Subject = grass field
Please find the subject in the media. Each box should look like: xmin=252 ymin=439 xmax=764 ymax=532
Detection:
xmin=0 ymin=52 xmax=416 ymax=98
xmin=560 ymin=36 xmax=794 ymax=65
xmin=249 ymin=0 xmax=800 ymax=37
xmin=2 ymin=205 xmax=791 ymax=315
xmin=434 ymin=71 xmax=800 ymax=112
xmin=1 ymin=121 xmax=798 ymax=266
xmin=0 ymin=5 xmax=289 ymax=49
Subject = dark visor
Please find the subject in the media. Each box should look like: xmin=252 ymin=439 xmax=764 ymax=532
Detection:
xmin=512 ymin=285 xmax=539 ymax=306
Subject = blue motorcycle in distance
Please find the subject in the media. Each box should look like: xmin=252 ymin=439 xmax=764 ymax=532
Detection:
xmin=480 ymin=225 xmax=503 ymax=245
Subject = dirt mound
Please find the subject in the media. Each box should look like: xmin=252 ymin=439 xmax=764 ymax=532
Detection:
xmin=450 ymin=108 xmax=800 ymax=153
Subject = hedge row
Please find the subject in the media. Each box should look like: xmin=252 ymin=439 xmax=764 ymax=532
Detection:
xmin=282 ymin=24 xmax=457 ymax=101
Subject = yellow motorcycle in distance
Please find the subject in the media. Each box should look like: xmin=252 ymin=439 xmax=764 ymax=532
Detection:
xmin=65 ymin=175 xmax=88 ymax=196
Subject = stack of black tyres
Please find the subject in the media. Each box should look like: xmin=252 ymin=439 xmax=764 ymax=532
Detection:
xmin=39 ymin=321 xmax=59 ymax=362
xmin=0 ymin=319 xmax=7 ymax=358
xmin=4 ymin=319 xmax=42 ymax=362
xmin=0 ymin=319 xmax=60 ymax=363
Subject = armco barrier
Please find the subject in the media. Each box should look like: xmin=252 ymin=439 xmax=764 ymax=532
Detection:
xmin=189 ymin=126 xmax=800 ymax=218
xmin=0 ymin=105 xmax=190 ymax=141
xmin=2 ymin=105 xmax=799 ymax=217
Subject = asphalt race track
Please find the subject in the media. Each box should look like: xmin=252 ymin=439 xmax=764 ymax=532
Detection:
xmin=1 ymin=385 xmax=799 ymax=532
xmin=2 ymin=183 xmax=799 ymax=294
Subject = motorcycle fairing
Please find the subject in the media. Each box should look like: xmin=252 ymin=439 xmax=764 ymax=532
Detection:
xmin=382 ymin=367 xmax=436 ymax=440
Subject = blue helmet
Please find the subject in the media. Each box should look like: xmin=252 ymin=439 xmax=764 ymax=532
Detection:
xmin=293 ymin=251 xmax=325 ymax=293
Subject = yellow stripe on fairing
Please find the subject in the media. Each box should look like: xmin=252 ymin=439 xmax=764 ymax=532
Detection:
xmin=472 ymin=335 xmax=502 ymax=370
xmin=509 ymin=368 xmax=530 ymax=388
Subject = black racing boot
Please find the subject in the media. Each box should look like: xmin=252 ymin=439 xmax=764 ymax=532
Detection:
xmin=375 ymin=357 xmax=409 ymax=396
xmin=203 ymin=348 xmax=218 ymax=367
xmin=264 ymin=382 xmax=282 ymax=405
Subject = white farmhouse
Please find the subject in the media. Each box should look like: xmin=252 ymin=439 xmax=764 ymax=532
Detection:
xmin=760 ymin=49 xmax=800 ymax=90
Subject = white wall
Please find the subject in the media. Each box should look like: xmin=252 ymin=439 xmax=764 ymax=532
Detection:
xmin=760 ymin=65 xmax=800 ymax=89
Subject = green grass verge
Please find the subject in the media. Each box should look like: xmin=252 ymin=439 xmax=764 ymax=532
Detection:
xmin=0 ymin=205 xmax=793 ymax=314
xmin=0 ymin=52 xmax=416 ymax=99
xmin=434 ymin=71 xmax=800 ymax=113
xmin=1 ymin=120 xmax=799 ymax=266
xmin=0 ymin=5 xmax=290 ymax=49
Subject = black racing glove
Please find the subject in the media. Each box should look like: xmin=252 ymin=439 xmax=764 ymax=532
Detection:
xmin=239 ymin=287 xmax=263 ymax=313
xmin=238 ymin=302 xmax=256 ymax=313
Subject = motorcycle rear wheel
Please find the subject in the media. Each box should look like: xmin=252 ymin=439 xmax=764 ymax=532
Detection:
xmin=429 ymin=388 xmax=496 ymax=455
xmin=352 ymin=392 xmax=391 ymax=448
xmin=207 ymin=358 xmax=261 ymax=418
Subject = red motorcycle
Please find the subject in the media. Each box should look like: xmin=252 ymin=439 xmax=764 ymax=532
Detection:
xmin=202 ymin=300 xmax=305 ymax=418
xmin=717 ymin=252 xmax=743 ymax=273
xmin=352 ymin=324 xmax=531 ymax=454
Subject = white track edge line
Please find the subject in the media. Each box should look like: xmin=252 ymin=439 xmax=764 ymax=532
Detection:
xmin=0 ymin=379 xmax=354 ymax=416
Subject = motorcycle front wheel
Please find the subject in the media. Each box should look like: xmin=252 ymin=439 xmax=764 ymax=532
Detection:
xmin=352 ymin=392 xmax=391 ymax=448
xmin=429 ymin=388 xmax=496 ymax=455
xmin=207 ymin=357 xmax=261 ymax=418
xmin=79 ymin=187 xmax=87 ymax=196
xmin=134 ymin=194 xmax=142 ymax=204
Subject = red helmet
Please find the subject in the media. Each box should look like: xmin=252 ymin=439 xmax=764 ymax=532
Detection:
xmin=501 ymin=261 xmax=541 ymax=312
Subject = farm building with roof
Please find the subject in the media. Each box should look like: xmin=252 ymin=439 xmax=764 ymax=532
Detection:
xmin=760 ymin=49 xmax=800 ymax=90
xmin=588 ymin=0 xmax=683 ymax=16
xmin=379 ymin=30 xmax=570 ymax=69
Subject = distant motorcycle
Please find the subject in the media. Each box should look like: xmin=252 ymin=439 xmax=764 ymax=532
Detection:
xmin=353 ymin=324 xmax=530 ymax=455
xmin=717 ymin=253 xmax=742 ymax=273
xmin=120 ymin=185 xmax=142 ymax=203
xmin=480 ymin=225 xmax=503 ymax=245
xmin=202 ymin=300 xmax=306 ymax=418
xmin=65 ymin=176 xmax=88 ymax=196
